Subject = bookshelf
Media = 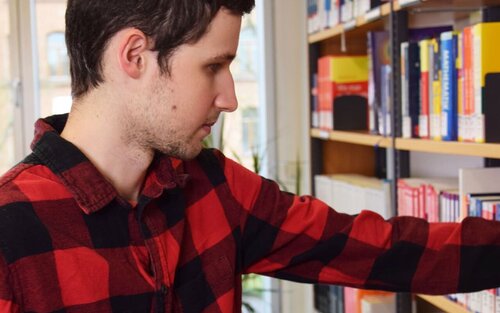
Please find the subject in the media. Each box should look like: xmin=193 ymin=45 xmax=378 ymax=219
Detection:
xmin=416 ymin=295 xmax=471 ymax=313
xmin=312 ymin=130 xmax=500 ymax=159
xmin=308 ymin=2 xmax=391 ymax=43
xmin=396 ymin=138 xmax=500 ymax=158
xmin=310 ymin=128 xmax=390 ymax=147
xmin=307 ymin=0 xmax=500 ymax=312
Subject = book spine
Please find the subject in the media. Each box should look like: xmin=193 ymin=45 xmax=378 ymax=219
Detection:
xmin=317 ymin=56 xmax=328 ymax=129
xmin=401 ymin=42 xmax=411 ymax=138
xmin=311 ymin=73 xmax=319 ymax=128
xmin=475 ymin=22 xmax=500 ymax=143
xmin=430 ymin=38 xmax=442 ymax=141
xmin=472 ymin=23 xmax=483 ymax=142
xmin=326 ymin=57 xmax=334 ymax=130
xmin=419 ymin=39 xmax=430 ymax=138
xmin=328 ymin=0 xmax=340 ymax=27
xmin=382 ymin=65 xmax=392 ymax=136
xmin=367 ymin=32 xmax=377 ymax=133
xmin=457 ymin=33 xmax=464 ymax=142
xmin=462 ymin=26 xmax=473 ymax=142
xmin=440 ymin=31 xmax=458 ymax=141
xmin=409 ymin=42 xmax=421 ymax=138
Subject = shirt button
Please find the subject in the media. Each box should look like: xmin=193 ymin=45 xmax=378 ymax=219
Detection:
xmin=160 ymin=284 xmax=168 ymax=295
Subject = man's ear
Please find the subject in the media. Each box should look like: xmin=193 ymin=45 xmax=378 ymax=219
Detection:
xmin=118 ymin=29 xmax=151 ymax=79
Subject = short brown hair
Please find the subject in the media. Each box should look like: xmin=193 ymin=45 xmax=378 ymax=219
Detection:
xmin=65 ymin=0 xmax=255 ymax=98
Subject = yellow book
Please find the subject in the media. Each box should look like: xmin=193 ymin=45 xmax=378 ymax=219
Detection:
xmin=430 ymin=38 xmax=442 ymax=141
xmin=329 ymin=55 xmax=369 ymax=83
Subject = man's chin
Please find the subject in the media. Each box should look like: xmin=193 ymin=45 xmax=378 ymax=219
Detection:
xmin=165 ymin=146 xmax=204 ymax=160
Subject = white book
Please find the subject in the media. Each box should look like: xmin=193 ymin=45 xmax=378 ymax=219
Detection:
xmin=459 ymin=167 xmax=500 ymax=221
xmin=314 ymin=175 xmax=334 ymax=207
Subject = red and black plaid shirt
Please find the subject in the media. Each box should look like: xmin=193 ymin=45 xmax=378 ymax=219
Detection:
xmin=0 ymin=114 xmax=499 ymax=313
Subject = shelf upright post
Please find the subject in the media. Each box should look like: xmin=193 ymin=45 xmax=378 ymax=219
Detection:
xmin=309 ymin=42 xmax=323 ymax=193
xmin=389 ymin=2 xmax=412 ymax=313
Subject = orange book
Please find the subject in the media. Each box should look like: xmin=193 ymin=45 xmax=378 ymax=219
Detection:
xmin=318 ymin=55 xmax=369 ymax=131
xmin=462 ymin=26 xmax=474 ymax=142
xmin=317 ymin=56 xmax=333 ymax=130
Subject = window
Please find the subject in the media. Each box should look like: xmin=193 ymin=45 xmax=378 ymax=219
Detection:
xmin=47 ymin=32 xmax=69 ymax=78
xmin=36 ymin=0 xmax=72 ymax=117
xmin=241 ymin=107 xmax=259 ymax=157
xmin=223 ymin=11 xmax=261 ymax=172
xmin=0 ymin=0 xmax=16 ymax=173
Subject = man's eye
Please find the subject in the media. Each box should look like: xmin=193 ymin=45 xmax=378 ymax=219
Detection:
xmin=208 ymin=63 xmax=222 ymax=73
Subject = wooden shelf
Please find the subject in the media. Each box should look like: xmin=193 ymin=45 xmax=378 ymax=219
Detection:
xmin=308 ymin=2 xmax=391 ymax=43
xmin=417 ymin=295 xmax=471 ymax=313
xmin=397 ymin=0 xmax=500 ymax=11
xmin=310 ymin=130 xmax=500 ymax=158
xmin=311 ymin=128 xmax=391 ymax=147
xmin=396 ymin=138 xmax=500 ymax=158
xmin=308 ymin=0 xmax=500 ymax=44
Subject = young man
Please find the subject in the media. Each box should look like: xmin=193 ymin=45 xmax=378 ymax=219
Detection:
xmin=0 ymin=0 xmax=499 ymax=312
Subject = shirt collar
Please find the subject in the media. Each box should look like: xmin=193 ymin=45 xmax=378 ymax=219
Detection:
xmin=31 ymin=114 xmax=187 ymax=214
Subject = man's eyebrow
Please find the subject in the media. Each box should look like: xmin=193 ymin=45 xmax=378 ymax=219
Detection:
xmin=208 ymin=53 xmax=236 ymax=62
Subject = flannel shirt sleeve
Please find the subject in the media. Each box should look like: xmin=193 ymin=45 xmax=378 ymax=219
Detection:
xmin=217 ymin=151 xmax=500 ymax=295
xmin=0 ymin=253 xmax=20 ymax=313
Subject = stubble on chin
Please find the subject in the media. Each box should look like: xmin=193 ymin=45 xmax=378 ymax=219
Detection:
xmin=150 ymin=133 xmax=204 ymax=160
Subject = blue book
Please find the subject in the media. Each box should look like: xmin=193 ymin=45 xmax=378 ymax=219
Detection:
xmin=367 ymin=31 xmax=390 ymax=134
xmin=440 ymin=31 xmax=458 ymax=141
xmin=323 ymin=0 xmax=331 ymax=30
xmin=379 ymin=64 xmax=392 ymax=136
xmin=496 ymin=203 xmax=500 ymax=221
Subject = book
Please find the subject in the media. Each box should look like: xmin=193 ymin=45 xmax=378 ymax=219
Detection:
xmin=398 ymin=177 xmax=458 ymax=221
xmin=429 ymin=38 xmax=442 ymax=141
xmin=308 ymin=0 xmax=319 ymax=34
xmin=458 ymin=167 xmax=500 ymax=220
xmin=311 ymin=73 xmax=320 ymax=128
xmin=462 ymin=26 xmax=474 ymax=142
xmin=316 ymin=174 xmax=391 ymax=218
xmin=419 ymin=39 xmax=431 ymax=139
xmin=314 ymin=284 xmax=343 ymax=313
xmin=456 ymin=33 xmax=464 ymax=142
xmin=472 ymin=22 xmax=500 ymax=143
xmin=367 ymin=31 xmax=390 ymax=134
xmin=401 ymin=41 xmax=420 ymax=138
xmin=440 ymin=31 xmax=459 ymax=141
xmin=379 ymin=65 xmax=392 ymax=136
xmin=401 ymin=42 xmax=410 ymax=138
xmin=328 ymin=0 xmax=340 ymax=27
xmin=317 ymin=56 xmax=334 ymax=129
xmin=341 ymin=0 xmax=354 ymax=23
xmin=326 ymin=55 xmax=369 ymax=131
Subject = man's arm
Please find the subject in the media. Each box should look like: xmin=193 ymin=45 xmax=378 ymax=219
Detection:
xmin=0 ymin=253 xmax=20 ymax=313
xmin=214 ymin=150 xmax=500 ymax=295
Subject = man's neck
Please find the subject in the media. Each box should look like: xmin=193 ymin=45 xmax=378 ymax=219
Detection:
xmin=60 ymin=100 xmax=153 ymax=202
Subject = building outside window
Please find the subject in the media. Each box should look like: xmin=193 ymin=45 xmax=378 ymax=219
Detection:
xmin=36 ymin=0 xmax=72 ymax=117
xmin=47 ymin=31 xmax=69 ymax=78
xmin=223 ymin=12 xmax=261 ymax=170
xmin=0 ymin=0 xmax=16 ymax=174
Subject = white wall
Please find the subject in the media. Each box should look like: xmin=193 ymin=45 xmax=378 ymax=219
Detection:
xmin=271 ymin=0 xmax=318 ymax=312
xmin=272 ymin=0 xmax=312 ymax=195
xmin=410 ymin=152 xmax=483 ymax=178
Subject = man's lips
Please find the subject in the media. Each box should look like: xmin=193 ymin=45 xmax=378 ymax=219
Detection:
xmin=202 ymin=121 xmax=216 ymax=134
